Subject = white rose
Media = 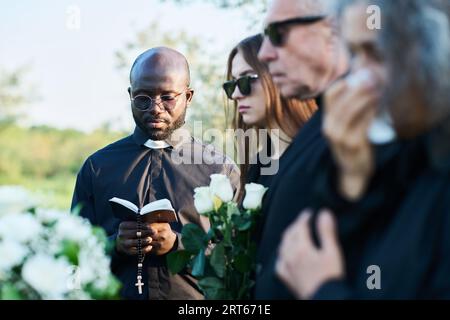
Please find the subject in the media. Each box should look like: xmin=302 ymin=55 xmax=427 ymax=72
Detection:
xmin=193 ymin=187 xmax=214 ymax=214
xmin=243 ymin=183 xmax=268 ymax=210
xmin=54 ymin=214 xmax=92 ymax=243
xmin=22 ymin=254 xmax=71 ymax=299
xmin=0 ymin=185 xmax=34 ymax=216
xmin=0 ymin=240 xmax=28 ymax=272
xmin=0 ymin=213 xmax=42 ymax=243
xmin=209 ymin=174 xmax=234 ymax=203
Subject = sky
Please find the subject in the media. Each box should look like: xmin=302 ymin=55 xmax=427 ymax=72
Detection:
xmin=0 ymin=0 xmax=262 ymax=132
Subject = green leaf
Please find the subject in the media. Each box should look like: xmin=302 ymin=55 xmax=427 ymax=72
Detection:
xmin=71 ymin=203 xmax=83 ymax=216
xmin=86 ymin=275 xmax=121 ymax=300
xmin=191 ymin=249 xmax=206 ymax=277
xmin=210 ymin=243 xmax=225 ymax=278
xmin=238 ymin=220 xmax=252 ymax=231
xmin=1 ymin=283 xmax=23 ymax=300
xmin=59 ymin=240 xmax=80 ymax=265
xmin=102 ymin=276 xmax=122 ymax=300
xmin=181 ymin=224 xmax=207 ymax=253
xmin=226 ymin=202 xmax=240 ymax=218
xmin=234 ymin=253 xmax=252 ymax=273
xmin=167 ymin=250 xmax=192 ymax=274
xmin=231 ymin=214 xmax=252 ymax=231
xmin=92 ymin=226 xmax=108 ymax=245
xmin=198 ymin=277 xmax=226 ymax=300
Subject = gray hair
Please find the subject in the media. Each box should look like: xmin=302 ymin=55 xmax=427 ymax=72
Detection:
xmin=304 ymin=0 xmax=339 ymax=15
xmin=336 ymin=0 xmax=450 ymax=126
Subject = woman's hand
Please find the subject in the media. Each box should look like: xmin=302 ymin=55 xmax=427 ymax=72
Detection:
xmin=276 ymin=209 xmax=345 ymax=299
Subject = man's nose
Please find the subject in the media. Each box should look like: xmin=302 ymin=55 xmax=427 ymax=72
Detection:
xmin=258 ymin=36 xmax=277 ymax=63
xmin=148 ymin=100 xmax=165 ymax=114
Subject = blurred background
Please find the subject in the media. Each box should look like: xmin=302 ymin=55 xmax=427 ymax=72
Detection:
xmin=0 ymin=0 xmax=266 ymax=209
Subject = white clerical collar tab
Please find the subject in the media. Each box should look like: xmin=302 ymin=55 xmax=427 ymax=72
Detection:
xmin=144 ymin=139 xmax=171 ymax=149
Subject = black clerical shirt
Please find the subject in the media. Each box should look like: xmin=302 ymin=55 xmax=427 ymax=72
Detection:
xmin=71 ymin=126 xmax=240 ymax=300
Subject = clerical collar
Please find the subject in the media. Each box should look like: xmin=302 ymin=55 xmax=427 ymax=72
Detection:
xmin=144 ymin=139 xmax=170 ymax=149
xmin=132 ymin=126 xmax=193 ymax=150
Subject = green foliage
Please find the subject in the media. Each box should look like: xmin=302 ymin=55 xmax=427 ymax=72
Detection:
xmin=198 ymin=277 xmax=226 ymax=300
xmin=181 ymin=223 xmax=208 ymax=252
xmin=210 ymin=243 xmax=225 ymax=277
xmin=59 ymin=240 xmax=80 ymax=266
xmin=0 ymin=283 xmax=23 ymax=300
xmin=0 ymin=122 xmax=125 ymax=209
xmin=167 ymin=201 xmax=261 ymax=300
xmin=0 ymin=66 xmax=37 ymax=122
xmin=166 ymin=250 xmax=192 ymax=274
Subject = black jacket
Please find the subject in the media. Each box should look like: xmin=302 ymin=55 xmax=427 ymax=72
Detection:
xmin=254 ymin=108 xmax=328 ymax=299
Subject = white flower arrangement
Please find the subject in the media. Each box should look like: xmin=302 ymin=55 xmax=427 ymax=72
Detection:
xmin=0 ymin=186 xmax=120 ymax=300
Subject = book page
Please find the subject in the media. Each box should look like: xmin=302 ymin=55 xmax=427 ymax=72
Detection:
xmin=141 ymin=198 xmax=175 ymax=215
xmin=109 ymin=197 xmax=138 ymax=213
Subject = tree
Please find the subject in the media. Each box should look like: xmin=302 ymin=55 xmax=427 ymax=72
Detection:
xmin=0 ymin=66 xmax=36 ymax=123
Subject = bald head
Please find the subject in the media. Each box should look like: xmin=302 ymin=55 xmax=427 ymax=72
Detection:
xmin=128 ymin=47 xmax=194 ymax=141
xmin=130 ymin=47 xmax=190 ymax=87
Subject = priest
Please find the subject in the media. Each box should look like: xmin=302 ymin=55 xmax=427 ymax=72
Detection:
xmin=71 ymin=47 xmax=239 ymax=300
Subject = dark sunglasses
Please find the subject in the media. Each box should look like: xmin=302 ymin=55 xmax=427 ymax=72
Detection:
xmin=263 ymin=15 xmax=326 ymax=47
xmin=223 ymin=75 xmax=259 ymax=99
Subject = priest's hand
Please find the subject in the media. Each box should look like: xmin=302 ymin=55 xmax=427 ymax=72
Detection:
xmin=116 ymin=221 xmax=153 ymax=256
xmin=146 ymin=223 xmax=177 ymax=256
xmin=323 ymin=70 xmax=379 ymax=201
xmin=276 ymin=209 xmax=344 ymax=300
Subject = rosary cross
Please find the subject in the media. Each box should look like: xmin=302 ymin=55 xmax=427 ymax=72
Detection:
xmin=135 ymin=276 xmax=144 ymax=295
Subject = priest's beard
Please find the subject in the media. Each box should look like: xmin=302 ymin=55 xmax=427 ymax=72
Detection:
xmin=134 ymin=108 xmax=187 ymax=141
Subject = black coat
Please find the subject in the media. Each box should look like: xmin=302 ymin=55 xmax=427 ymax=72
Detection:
xmin=254 ymin=109 xmax=328 ymax=299
xmin=311 ymin=122 xmax=450 ymax=299
xmin=255 ymin=107 xmax=450 ymax=299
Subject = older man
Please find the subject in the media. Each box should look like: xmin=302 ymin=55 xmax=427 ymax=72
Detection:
xmin=253 ymin=0 xmax=349 ymax=299
xmin=72 ymin=47 xmax=239 ymax=300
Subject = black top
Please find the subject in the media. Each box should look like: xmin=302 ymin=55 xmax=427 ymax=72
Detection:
xmin=254 ymin=103 xmax=450 ymax=299
xmin=311 ymin=120 xmax=450 ymax=299
xmin=254 ymin=108 xmax=328 ymax=299
xmin=71 ymin=126 xmax=240 ymax=300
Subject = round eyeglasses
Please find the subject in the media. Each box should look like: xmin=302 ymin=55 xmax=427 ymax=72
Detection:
xmin=131 ymin=91 xmax=186 ymax=111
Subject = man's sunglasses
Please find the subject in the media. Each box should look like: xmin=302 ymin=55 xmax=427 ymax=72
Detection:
xmin=263 ymin=15 xmax=326 ymax=47
xmin=223 ymin=75 xmax=259 ymax=99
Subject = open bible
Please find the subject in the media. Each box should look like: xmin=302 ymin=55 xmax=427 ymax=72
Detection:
xmin=109 ymin=197 xmax=178 ymax=224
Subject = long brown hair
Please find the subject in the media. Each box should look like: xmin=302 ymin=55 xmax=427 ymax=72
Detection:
xmin=225 ymin=34 xmax=318 ymax=189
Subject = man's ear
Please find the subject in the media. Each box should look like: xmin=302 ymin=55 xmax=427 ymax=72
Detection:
xmin=127 ymin=87 xmax=132 ymax=98
xmin=186 ymin=89 xmax=194 ymax=106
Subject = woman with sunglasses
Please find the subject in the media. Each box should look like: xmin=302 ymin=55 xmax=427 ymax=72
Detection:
xmin=223 ymin=34 xmax=318 ymax=201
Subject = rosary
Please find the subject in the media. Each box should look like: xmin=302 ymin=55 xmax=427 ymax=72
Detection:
xmin=135 ymin=213 xmax=145 ymax=295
